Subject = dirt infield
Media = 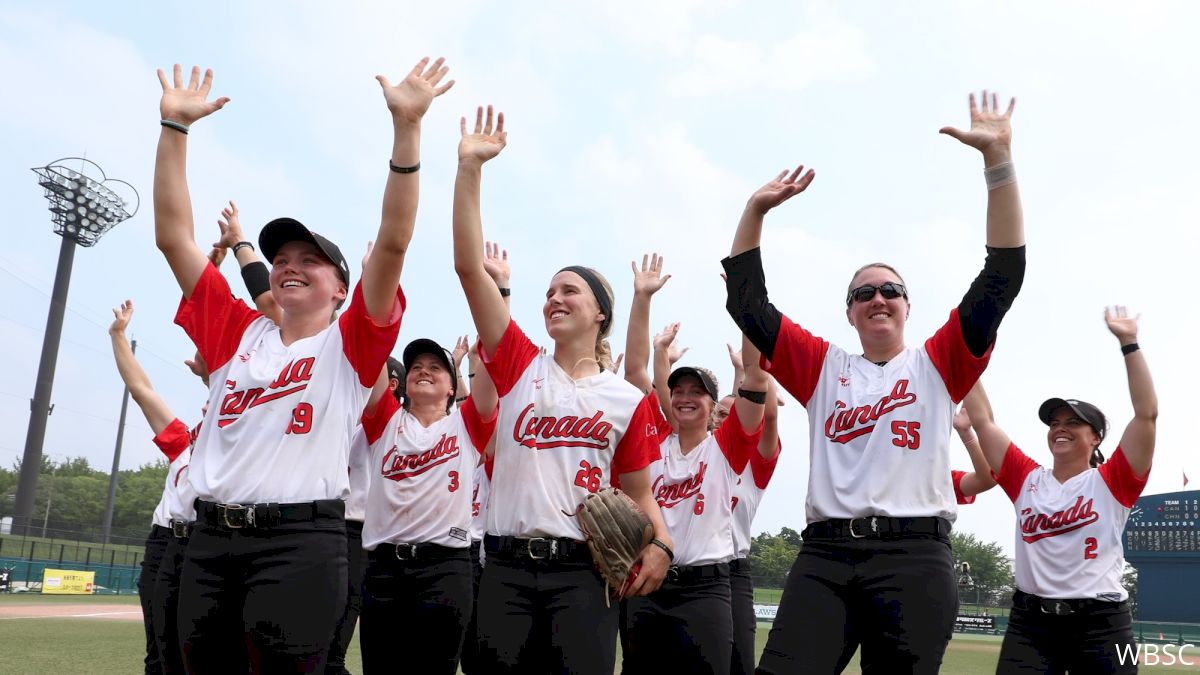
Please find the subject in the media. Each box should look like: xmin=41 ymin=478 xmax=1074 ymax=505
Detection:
xmin=0 ymin=602 xmax=142 ymax=621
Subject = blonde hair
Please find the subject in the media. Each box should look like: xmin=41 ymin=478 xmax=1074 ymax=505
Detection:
xmin=847 ymin=262 xmax=907 ymax=297
xmin=591 ymin=269 xmax=616 ymax=371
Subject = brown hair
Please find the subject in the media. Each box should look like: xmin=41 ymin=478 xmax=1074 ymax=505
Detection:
xmin=591 ymin=269 xmax=616 ymax=372
xmin=846 ymin=262 xmax=907 ymax=298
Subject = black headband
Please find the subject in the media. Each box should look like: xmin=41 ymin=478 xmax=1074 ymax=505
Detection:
xmin=559 ymin=265 xmax=612 ymax=335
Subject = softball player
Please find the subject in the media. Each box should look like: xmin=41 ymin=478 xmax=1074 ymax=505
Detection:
xmin=963 ymin=307 xmax=1156 ymax=673
xmin=723 ymin=91 xmax=1026 ymax=673
xmin=358 ymin=338 xmax=498 ymax=674
xmin=950 ymin=405 xmax=998 ymax=505
xmin=152 ymin=58 xmax=449 ymax=672
xmin=452 ymin=105 xmax=672 ymax=675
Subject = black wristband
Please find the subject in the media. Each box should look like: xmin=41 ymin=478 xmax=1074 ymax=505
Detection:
xmin=389 ymin=160 xmax=420 ymax=174
xmin=160 ymin=119 xmax=189 ymax=135
xmin=241 ymin=261 xmax=271 ymax=300
xmin=231 ymin=241 xmax=254 ymax=255
xmin=738 ymin=388 xmax=767 ymax=404
xmin=455 ymin=396 xmax=468 ymax=403
xmin=498 ymin=287 xmax=511 ymax=297
xmin=1121 ymin=342 xmax=1140 ymax=356
xmin=650 ymin=538 xmax=674 ymax=562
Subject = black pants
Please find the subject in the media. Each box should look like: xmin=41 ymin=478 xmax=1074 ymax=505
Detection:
xmin=476 ymin=557 xmax=618 ymax=674
xmin=729 ymin=559 xmax=756 ymax=675
xmin=756 ymin=536 xmax=957 ymax=675
xmin=152 ymin=533 xmax=189 ymax=675
xmin=997 ymin=598 xmax=1137 ymax=674
xmin=460 ymin=541 xmax=485 ymax=674
xmin=139 ymin=525 xmax=171 ymax=675
xmin=626 ymin=566 xmax=733 ymax=675
xmin=178 ymin=506 xmax=347 ymax=674
xmin=326 ymin=520 xmax=365 ymax=675
xmin=359 ymin=546 xmax=473 ymax=675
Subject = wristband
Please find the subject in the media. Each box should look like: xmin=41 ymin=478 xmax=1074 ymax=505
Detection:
xmin=498 ymin=287 xmax=511 ymax=297
xmin=160 ymin=119 xmax=190 ymax=135
xmin=231 ymin=241 xmax=254 ymax=255
xmin=650 ymin=538 xmax=674 ymax=562
xmin=1121 ymin=342 xmax=1140 ymax=356
xmin=738 ymin=388 xmax=767 ymax=405
xmin=455 ymin=396 xmax=468 ymax=403
xmin=984 ymin=161 xmax=1016 ymax=190
xmin=389 ymin=160 xmax=420 ymax=174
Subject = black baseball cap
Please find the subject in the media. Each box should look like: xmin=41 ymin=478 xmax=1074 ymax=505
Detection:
xmin=386 ymin=357 xmax=404 ymax=383
xmin=402 ymin=338 xmax=458 ymax=398
xmin=258 ymin=217 xmax=351 ymax=287
xmin=667 ymin=366 xmax=719 ymax=401
xmin=1038 ymin=397 xmax=1107 ymax=441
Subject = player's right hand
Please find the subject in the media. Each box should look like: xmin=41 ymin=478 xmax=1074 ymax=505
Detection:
xmin=109 ymin=299 xmax=134 ymax=335
xmin=631 ymin=253 xmax=671 ymax=297
xmin=459 ymin=105 xmax=507 ymax=165
xmin=156 ymin=64 xmax=230 ymax=126
xmin=746 ymin=165 xmax=816 ymax=216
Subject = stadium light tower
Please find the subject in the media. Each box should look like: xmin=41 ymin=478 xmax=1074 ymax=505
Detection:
xmin=13 ymin=158 xmax=137 ymax=536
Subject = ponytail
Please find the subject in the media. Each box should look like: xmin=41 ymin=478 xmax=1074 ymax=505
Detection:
xmin=595 ymin=336 xmax=613 ymax=372
xmin=1090 ymin=446 xmax=1107 ymax=468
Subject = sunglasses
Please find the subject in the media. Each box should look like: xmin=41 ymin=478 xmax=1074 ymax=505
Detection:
xmin=846 ymin=282 xmax=908 ymax=306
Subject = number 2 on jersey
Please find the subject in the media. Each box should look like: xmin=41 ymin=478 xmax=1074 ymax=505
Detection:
xmin=890 ymin=421 xmax=921 ymax=449
xmin=1084 ymin=537 xmax=1098 ymax=560
xmin=574 ymin=460 xmax=603 ymax=493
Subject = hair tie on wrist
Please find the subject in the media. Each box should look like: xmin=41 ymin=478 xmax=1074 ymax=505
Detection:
xmin=389 ymin=160 xmax=420 ymax=174
xmin=1121 ymin=342 xmax=1140 ymax=356
xmin=498 ymin=287 xmax=511 ymax=297
xmin=984 ymin=161 xmax=1016 ymax=190
xmin=161 ymin=119 xmax=190 ymax=135
xmin=231 ymin=241 xmax=254 ymax=254
xmin=650 ymin=538 xmax=674 ymax=562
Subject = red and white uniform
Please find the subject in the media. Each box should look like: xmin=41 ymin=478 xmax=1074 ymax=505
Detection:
xmin=951 ymin=470 xmax=975 ymax=506
xmin=996 ymin=443 xmax=1148 ymax=601
xmin=481 ymin=320 xmax=660 ymax=539
xmin=766 ymin=311 xmax=989 ymax=524
xmin=175 ymin=263 xmax=403 ymax=504
xmin=470 ymin=462 xmax=490 ymax=543
xmin=648 ymin=402 xmax=762 ymax=566
xmin=731 ymin=442 xmax=780 ymax=559
xmin=345 ymin=426 xmax=370 ymax=523
xmin=360 ymin=394 xmax=496 ymax=550
xmin=151 ymin=419 xmax=199 ymax=526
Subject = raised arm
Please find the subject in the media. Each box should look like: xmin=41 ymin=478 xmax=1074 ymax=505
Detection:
xmin=953 ymin=404 xmax=998 ymax=498
xmin=651 ymin=323 xmax=682 ymax=429
xmin=726 ymin=340 xmax=746 ymax=393
xmin=758 ymin=378 xmax=781 ymax=460
xmin=961 ymin=381 xmax=1011 ymax=473
xmin=154 ymin=65 xmax=230 ymax=297
xmin=364 ymin=57 xmax=454 ymax=321
xmin=723 ymin=166 xmax=814 ymax=360
xmin=451 ymin=334 xmax=471 ymax=406
xmin=108 ymin=301 xmax=176 ymax=435
xmin=731 ymin=334 xmax=768 ymax=432
xmin=623 ymin=254 xmax=671 ymax=394
xmin=213 ymin=200 xmax=282 ymax=323
xmin=1106 ymin=306 xmax=1157 ymax=476
xmin=453 ymin=106 xmax=510 ymax=353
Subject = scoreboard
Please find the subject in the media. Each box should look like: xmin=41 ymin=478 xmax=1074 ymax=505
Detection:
xmin=1124 ymin=491 xmax=1200 ymax=554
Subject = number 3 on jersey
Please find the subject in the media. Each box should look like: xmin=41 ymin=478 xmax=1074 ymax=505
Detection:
xmin=574 ymin=460 xmax=603 ymax=493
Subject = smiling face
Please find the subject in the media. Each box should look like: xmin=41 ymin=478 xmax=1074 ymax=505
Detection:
xmin=269 ymin=240 xmax=348 ymax=315
xmin=543 ymin=270 xmax=605 ymax=342
xmin=845 ymin=264 xmax=909 ymax=344
xmin=1046 ymin=407 xmax=1102 ymax=462
xmin=405 ymin=353 xmax=454 ymax=410
xmin=714 ymin=395 xmax=734 ymax=428
xmin=671 ymin=375 xmax=716 ymax=431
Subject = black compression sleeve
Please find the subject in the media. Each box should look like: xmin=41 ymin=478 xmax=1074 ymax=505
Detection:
xmin=240 ymin=261 xmax=271 ymax=301
xmin=958 ymin=245 xmax=1026 ymax=357
xmin=721 ymin=248 xmax=783 ymax=361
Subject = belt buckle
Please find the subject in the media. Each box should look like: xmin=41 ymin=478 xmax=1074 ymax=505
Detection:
xmin=526 ymin=538 xmax=556 ymax=560
xmin=1040 ymin=599 xmax=1073 ymax=616
xmin=667 ymin=566 xmax=680 ymax=582
xmin=394 ymin=543 xmax=418 ymax=560
xmin=218 ymin=503 xmax=254 ymax=529
xmin=170 ymin=521 xmax=190 ymax=538
xmin=849 ymin=516 xmax=877 ymax=539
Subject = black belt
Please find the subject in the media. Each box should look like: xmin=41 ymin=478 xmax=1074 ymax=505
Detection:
xmin=169 ymin=519 xmax=193 ymax=539
xmin=149 ymin=524 xmax=172 ymax=539
xmin=195 ymin=499 xmax=344 ymax=530
xmin=802 ymin=516 xmax=950 ymax=541
xmin=373 ymin=542 xmax=469 ymax=561
xmin=728 ymin=558 xmax=751 ymax=574
xmin=666 ymin=563 xmax=729 ymax=584
xmin=1012 ymin=590 xmax=1126 ymax=616
xmin=484 ymin=534 xmax=592 ymax=563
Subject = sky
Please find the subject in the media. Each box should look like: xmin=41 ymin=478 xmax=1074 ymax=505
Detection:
xmin=1 ymin=1 xmax=1197 ymax=558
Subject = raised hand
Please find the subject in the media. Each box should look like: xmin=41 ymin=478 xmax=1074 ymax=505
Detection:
xmin=156 ymin=64 xmax=230 ymax=126
xmin=726 ymin=343 xmax=744 ymax=371
xmin=213 ymin=201 xmax=244 ymax=250
xmin=377 ymin=57 xmax=455 ymax=125
xmin=939 ymin=91 xmax=1016 ymax=155
xmin=483 ymin=241 xmax=510 ymax=286
xmin=206 ymin=247 xmax=227 ymax=268
xmin=746 ymin=165 xmax=816 ymax=216
xmin=953 ymin=405 xmax=972 ymax=434
xmin=109 ymin=299 xmax=134 ymax=335
xmin=631 ymin=253 xmax=671 ymax=297
xmin=452 ymin=334 xmax=471 ymax=369
xmin=361 ymin=240 xmax=374 ymax=271
xmin=608 ymin=352 xmax=625 ymax=374
xmin=459 ymin=105 xmax=507 ymax=164
xmin=1104 ymin=305 xmax=1140 ymax=344
xmin=184 ymin=350 xmax=211 ymax=385
xmin=653 ymin=323 xmax=689 ymax=365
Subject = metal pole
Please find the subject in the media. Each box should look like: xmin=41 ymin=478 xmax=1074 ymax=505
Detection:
xmin=13 ymin=236 xmax=76 ymax=535
xmin=41 ymin=470 xmax=53 ymax=538
xmin=101 ymin=340 xmax=133 ymax=545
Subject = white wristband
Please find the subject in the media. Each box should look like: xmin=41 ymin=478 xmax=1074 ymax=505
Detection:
xmin=984 ymin=162 xmax=1016 ymax=190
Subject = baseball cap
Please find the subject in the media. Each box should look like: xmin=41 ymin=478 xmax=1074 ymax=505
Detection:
xmin=667 ymin=366 xmax=719 ymax=401
xmin=386 ymin=357 xmax=404 ymax=383
xmin=258 ymin=217 xmax=351 ymax=287
xmin=1038 ymin=397 xmax=1107 ymax=441
xmin=402 ymin=338 xmax=458 ymax=398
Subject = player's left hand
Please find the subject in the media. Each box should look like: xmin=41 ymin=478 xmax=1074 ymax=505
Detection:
xmin=451 ymin=335 xmax=470 ymax=369
xmin=746 ymin=165 xmax=815 ymax=216
xmin=631 ymin=253 xmax=671 ymax=298
xmin=109 ymin=299 xmax=134 ymax=335
xmin=213 ymin=200 xmax=244 ymax=250
xmin=377 ymin=57 xmax=454 ymax=125
xmin=608 ymin=352 xmax=625 ymax=374
xmin=625 ymin=540 xmax=671 ymax=596
xmin=939 ymin=91 xmax=1015 ymax=155
xmin=953 ymin=404 xmax=972 ymax=434
xmin=1104 ymin=305 xmax=1140 ymax=344
xmin=483 ymin=241 xmax=510 ymax=287
xmin=184 ymin=350 xmax=211 ymax=386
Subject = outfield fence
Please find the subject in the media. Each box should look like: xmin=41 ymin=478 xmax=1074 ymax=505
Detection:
xmin=0 ymin=520 xmax=148 ymax=594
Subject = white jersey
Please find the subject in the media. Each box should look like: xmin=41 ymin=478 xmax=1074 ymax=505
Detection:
xmin=731 ymin=440 xmax=780 ymax=559
xmin=361 ymin=393 xmax=496 ymax=550
xmin=175 ymin=264 xmax=403 ymax=504
xmin=997 ymin=443 xmax=1148 ymax=601
xmin=150 ymin=419 xmax=198 ymax=526
xmin=482 ymin=320 xmax=660 ymax=540
xmin=470 ymin=460 xmax=490 ymax=542
xmin=345 ymin=426 xmax=370 ymax=522
xmin=648 ymin=402 xmax=761 ymax=567
xmin=766 ymin=310 xmax=989 ymax=524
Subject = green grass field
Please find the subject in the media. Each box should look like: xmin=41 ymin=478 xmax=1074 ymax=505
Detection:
xmin=1 ymin=595 xmax=1195 ymax=674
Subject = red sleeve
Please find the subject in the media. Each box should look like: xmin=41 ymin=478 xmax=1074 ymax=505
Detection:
xmin=361 ymin=394 xmax=400 ymax=445
xmin=1099 ymin=447 xmax=1150 ymax=508
xmin=174 ymin=263 xmax=260 ymax=372
xmin=925 ymin=308 xmax=992 ymax=403
xmin=479 ymin=320 xmax=541 ymax=397
xmin=484 ymin=449 xmax=495 ymax=480
xmin=951 ymin=469 xmax=976 ymax=505
xmin=645 ymin=392 xmax=673 ymax=443
xmin=461 ymin=396 xmax=499 ymax=453
xmin=995 ymin=443 xmax=1041 ymax=503
xmin=153 ymin=418 xmax=192 ymax=463
xmin=612 ymin=396 xmax=662 ymax=477
xmin=747 ymin=439 xmax=780 ymax=489
xmin=761 ymin=315 xmax=829 ymax=407
xmin=339 ymin=282 xmax=406 ymax=387
xmin=714 ymin=402 xmax=764 ymax=474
